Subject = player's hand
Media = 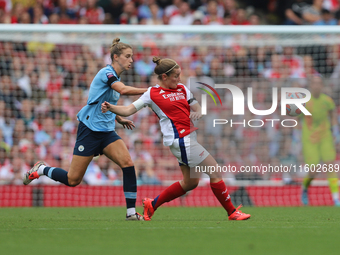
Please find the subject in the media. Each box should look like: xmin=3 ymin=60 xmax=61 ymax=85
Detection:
xmin=116 ymin=118 xmax=135 ymax=130
xmin=101 ymin=101 xmax=111 ymax=113
xmin=190 ymin=112 xmax=202 ymax=121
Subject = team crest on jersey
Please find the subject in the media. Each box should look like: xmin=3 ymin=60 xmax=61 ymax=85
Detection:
xmin=78 ymin=145 xmax=85 ymax=152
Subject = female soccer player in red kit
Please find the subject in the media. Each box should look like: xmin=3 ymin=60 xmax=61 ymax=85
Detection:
xmin=101 ymin=57 xmax=251 ymax=221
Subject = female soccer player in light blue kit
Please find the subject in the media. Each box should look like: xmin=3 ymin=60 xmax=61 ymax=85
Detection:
xmin=24 ymin=38 xmax=147 ymax=220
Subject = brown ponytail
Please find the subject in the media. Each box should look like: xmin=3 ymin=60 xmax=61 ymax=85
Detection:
xmin=153 ymin=57 xmax=179 ymax=79
xmin=110 ymin=37 xmax=132 ymax=62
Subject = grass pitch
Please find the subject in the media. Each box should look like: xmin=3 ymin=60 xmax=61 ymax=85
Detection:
xmin=1 ymin=207 xmax=339 ymax=255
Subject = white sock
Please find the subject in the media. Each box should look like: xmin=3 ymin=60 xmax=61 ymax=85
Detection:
xmin=37 ymin=165 xmax=46 ymax=176
xmin=332 ymin=192 xmax=339 ymax=201
xmin=127 ymin=208 xmax=136 ymax=216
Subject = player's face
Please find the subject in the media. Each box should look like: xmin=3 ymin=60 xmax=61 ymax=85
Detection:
xmin=165 ymin=68 xmax=181 ymax=89
xmin=116 ymin=48 xmax=133 ymax=71
xmin=310 ymin=76 xmax=323 ymax=97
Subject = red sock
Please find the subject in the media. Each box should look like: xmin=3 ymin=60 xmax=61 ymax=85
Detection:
xmin=153 ymin=181 xmax=186 ymax=210
xmin=210 ymin=180 xmax=236 ymax=216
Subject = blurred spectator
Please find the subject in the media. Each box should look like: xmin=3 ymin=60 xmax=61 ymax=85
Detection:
xmin=0 ymin=100 xmax=14 ymax=147
xmin=31 ymin=4 xmax=49 ymax=24
xmin=49 ymin=12 xmax=60 ymax=24
xmin=302 ymin=0 xmax=323 ymax=24
xmin=130 ymin=139 xmax=161 ymax=185
xmin=102 ymin=0 xmax=124 ymax=24
xmin=164 ymin=0 xmax=182 ymax=18
xmin=208 ymin=57 xmax=225 ymax=83
xmin=78 ymin=15 xmax=89 ymax=24
xmin=0 ymin=74 xmax=27 ymax=116
xmin=249 ymin=13 xmax=261 ymax=25
xmin=313 ymin=8 xmax=337 ymax=25
xmin=10 ymin=156 xmax=26 ymax=185
xmin=83 ymin=156 xmax=120 ymax=185
xmin=203 ymin=0 xmax=223 ymax=25
xmin=29 ymin=72 xmax=47 ymax=103
xmin=231 ymin=8 xmax=250 ymax=25
xmin=49 ymin=130 xmax=75 ymax=162
xmin=10 ymin=2 xmax=25 ymax=23
xmin=169 ymin=1 xmax=193 ymax=25
xmin=192 ymin=10 xmax=204 ymax=24
xmin=138 ymin=0 xmax=163 ymax=20
xmin=0 ymin=9 xmax=11 ymax=23
xmin=19 ymin=128 xmax=35 ymax=155
xmin=142 ymin=3 xmax=164 ymax=24
xmin=0 ymin=146 xmax=12 ymax=183
xmin=53 ymin=0 xmax=77 ymax=24
xmin=284 ymin=0 xmax=312 ymax=25
xmin=281 ymin=46 xmax=304 ymax=74
xmin=19 ymin=96 xmax=35 ymax=127
xmin=220 ymin=0 xmax=238 ymax=19
xmin=254 ymin=47 xmax=269 ymax=76
xmin=119 ymin=1 xmax=138 ymax=24
xmin=0 ymin=0 xmax=11 ymax=13
xmin=134 ymin=47 xmax=155 ymax=82
xmin=264 ymin=54 xmax=287 ymax=79
xmin=46 ymin=64 xmax=63 ymax=98
xmin=34 ymin=115 xmax=61 ymax=151
xmin=18 ymin=11 xmax=31 ymax=23
xmin=291 ymin=54 xmax=319 ymax=79
xmin=79 ymin=0 xmax=105 ymax=24
xmin=12 ymin=118 xmax=26 ymax=146
xmin=223 ymin=11 xmax=232 ymax=25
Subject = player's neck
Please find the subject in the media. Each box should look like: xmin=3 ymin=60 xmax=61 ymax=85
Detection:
xmin=111 ymin=63 xmax=123 ymax=77
xmin=312 ymin=93 xmax=321 ymax=98
xmin=159 ymin=82 xmax=170 ymax=90
xmin=159 ymin=82 xmax=177 ymax=90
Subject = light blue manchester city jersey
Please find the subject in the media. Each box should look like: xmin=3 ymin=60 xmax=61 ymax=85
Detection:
xmin=77 ymin=65 xmax=120 ymax=131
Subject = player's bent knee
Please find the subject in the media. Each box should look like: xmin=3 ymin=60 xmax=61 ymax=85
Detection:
xmin=183 ymin=180 xmax=199 ymax=191
xmin=68 ymin=178 xmax=82 ymax=187
xmin=119 ymin=159 xmax=134 ymax=169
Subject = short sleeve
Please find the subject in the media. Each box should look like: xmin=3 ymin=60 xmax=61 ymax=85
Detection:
xmin=105 ymin=71 xmax=118 ymax=86
xmin=326 ymin=96 xmax=335 ymax=111
xmin=183 ymin=85 xmax=198 ymax=106
xmin=132 ymin=87 xmax=152 ymax=110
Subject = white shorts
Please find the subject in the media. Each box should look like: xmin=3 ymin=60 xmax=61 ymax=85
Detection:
xmin=169 ymin=131 xmax=209 ymax=168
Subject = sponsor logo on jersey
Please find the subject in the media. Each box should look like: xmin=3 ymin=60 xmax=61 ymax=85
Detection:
xmin=162 ymin=92 xmax=185 ymax=101
xmin=160 ymin=89 xmax=165 ymax=94
xmin=180 ymin=129 xmax=185 ymax=134
xmin=199 ymin=151 xmax=205 ymax=157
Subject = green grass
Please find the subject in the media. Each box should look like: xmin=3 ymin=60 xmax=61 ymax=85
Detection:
xmin=0 ymin=207 xmax=339 ymax=255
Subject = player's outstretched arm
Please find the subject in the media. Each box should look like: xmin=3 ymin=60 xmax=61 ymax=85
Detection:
xmin=101 ymin=101 xmax=137 ymax=117
xmin=111 ymin=81 xmax=147 ymax=95
xmin=189 ymin=102 xmax=202 ymax=121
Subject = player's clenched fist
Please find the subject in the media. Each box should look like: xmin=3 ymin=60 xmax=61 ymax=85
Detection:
xmin=101 ymin=101 xmax=111 ymax=113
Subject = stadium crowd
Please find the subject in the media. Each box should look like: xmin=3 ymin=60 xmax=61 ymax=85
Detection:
xmin=1 ymin=0 xmax=340 ymax=25
xmin=0 ymin=0 xmax=340 ymax=186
